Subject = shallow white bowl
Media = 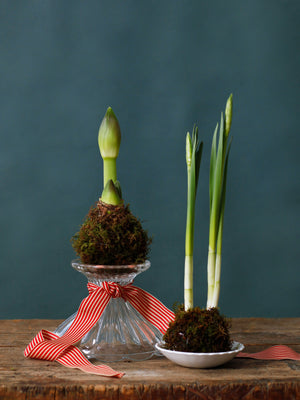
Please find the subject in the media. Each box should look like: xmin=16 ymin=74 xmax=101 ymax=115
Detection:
xmin=155 ymin=341 xmax=244 ymax=368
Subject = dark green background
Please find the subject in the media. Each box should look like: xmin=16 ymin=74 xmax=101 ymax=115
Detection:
xmin=1 ymin=1 xmax=299 ymax=319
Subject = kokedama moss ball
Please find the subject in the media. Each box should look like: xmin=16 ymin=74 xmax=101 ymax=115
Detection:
xmin=72 ymin=200 xmax=152 ymax=265
xmin=163 ymin=306 xmax=232 ymax=353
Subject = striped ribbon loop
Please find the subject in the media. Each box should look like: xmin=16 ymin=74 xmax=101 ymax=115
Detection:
xmin=24 ymin=281 xmax=175 ymax=378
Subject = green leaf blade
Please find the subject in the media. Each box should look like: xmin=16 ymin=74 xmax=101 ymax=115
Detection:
xmin=209 ymin=123 xmax=218 ymax=214
xmin=216 ymin=137 xmax=233 ymax=255
xmin=209 ymin=114 xmax=225 ymax=248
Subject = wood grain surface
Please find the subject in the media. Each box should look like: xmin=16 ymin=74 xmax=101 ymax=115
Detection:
xmin=0 ymin=318 xmax=299 ymax=399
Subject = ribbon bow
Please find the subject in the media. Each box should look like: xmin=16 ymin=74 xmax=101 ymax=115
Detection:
xmin=24 ymin=281 xmax=175 ymax=378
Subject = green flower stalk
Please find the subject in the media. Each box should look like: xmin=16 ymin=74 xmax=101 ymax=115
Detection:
xmin=72 ymin=107 xmax=152 ymax=265
xmin=184 ymin=125 xmax=203 ymax=311
xmin=206 ymin=94 xmax=233 ymax=309
xmin=98 ymin=107 xmax=121 ymax=190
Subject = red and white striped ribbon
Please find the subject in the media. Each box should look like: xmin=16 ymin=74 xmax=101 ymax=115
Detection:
xmin=24 ymin=281 xmax=175 ymax=378
xmin=237 ymin=345 xmax=300 ymax=360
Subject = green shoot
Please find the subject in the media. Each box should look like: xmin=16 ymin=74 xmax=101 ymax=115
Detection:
xmin=101 ymin=179 xmax=122 ymax=206
xmin=207 ymin=94 xmax=233 ymax=309
xmin=98 ymin=107 xmax=121 ymax=189
xmin=184 ymin=125 xmax=203 ymax=311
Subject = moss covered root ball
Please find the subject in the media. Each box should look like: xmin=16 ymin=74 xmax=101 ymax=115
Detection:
xmin=72 ymin=201 xmax=152 ymax=265
xmin=164 ymin=306 xmax=232 ymax=353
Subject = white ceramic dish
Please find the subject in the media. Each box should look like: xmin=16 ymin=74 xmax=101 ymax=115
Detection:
xmin=155 ymin=341 xmax=244 ymax=368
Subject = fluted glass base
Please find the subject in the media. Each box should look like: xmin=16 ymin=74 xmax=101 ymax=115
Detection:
xmin=55 ymin=260 xmax=163 ymax=362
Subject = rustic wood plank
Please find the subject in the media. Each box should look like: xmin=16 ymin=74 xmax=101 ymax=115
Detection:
xmin=0 ymin=319 xmax=299 ymax=399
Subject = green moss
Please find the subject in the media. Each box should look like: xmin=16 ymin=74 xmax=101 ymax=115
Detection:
xmin=163 ymin=306 xmax=232 ymax=353
xmin=72 ymin=200 xmax=152 ymax=265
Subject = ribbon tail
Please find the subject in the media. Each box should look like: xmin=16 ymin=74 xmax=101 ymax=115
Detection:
xmin=124 ymin=285 xmax=175 ymax=333
xmin=57 ymin=345 xmax=124 ymax=377
xmin=25 ymin=288 xmax=111 ymax=360
xmin=59 ymin=287 xmax=111 ymax=342
xmin=24 ymin=330 xmax=124 ymax=377
xmin=236 ymin=345 xmax=300 ymax=360
xmin=24 ymin=287 xmax=125 ymax=377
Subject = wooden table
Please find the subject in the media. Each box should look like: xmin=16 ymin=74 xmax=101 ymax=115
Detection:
xmin=0 ymin=318 xmax=299 ymax=399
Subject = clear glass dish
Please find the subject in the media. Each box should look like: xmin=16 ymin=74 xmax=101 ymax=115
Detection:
xmin=55 ymin=260 xmax=163 ymax=362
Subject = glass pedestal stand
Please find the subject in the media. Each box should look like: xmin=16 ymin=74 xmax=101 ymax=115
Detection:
xmin=55 ymin=260 xmax=163 ymax=362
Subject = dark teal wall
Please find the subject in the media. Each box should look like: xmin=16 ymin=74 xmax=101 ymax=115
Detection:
xmin=0 ymin=1 xmax=299 ymax=318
